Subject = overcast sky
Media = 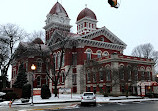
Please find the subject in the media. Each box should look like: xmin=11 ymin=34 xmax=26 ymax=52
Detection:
xmin=1 ymin=0 xmax=158 ymax=55
xmin=1 ymin=0 xmax=158 ymax=79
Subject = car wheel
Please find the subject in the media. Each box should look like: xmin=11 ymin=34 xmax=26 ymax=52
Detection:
xmin=81 ymin=102 xmax=84 ymax=106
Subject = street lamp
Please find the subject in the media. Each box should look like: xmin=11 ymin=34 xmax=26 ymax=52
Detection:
xmin=31 ymin=64 xmax=36 ymax=106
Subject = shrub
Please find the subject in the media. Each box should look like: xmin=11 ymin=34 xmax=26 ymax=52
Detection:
xmin=41 ymin=84 xmax=51 ymax=99
xmin=103 ymin=92 xmax=109 ymax=97
xmin=22 ymin=84 xmax=31 ymax=99
xmin=4 ymin=92 xmax=18 ymax=101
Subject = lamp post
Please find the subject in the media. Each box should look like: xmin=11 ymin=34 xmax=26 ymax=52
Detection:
xmin=31 ymin=64 xmax=36 ymax=106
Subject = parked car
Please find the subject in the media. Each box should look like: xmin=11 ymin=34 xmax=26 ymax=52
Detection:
xmin=81 ymin=92 xmax=96 ymax=106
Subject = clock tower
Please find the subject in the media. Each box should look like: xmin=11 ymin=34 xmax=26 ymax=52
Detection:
xmin=44 ymin=2 xmax=72 ymax=44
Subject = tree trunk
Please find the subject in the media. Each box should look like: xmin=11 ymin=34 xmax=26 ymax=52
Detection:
xmin=54 ymin=83 xmax=58 ymax=97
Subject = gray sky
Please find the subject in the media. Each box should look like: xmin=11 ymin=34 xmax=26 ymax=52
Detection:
xmin=0 ymin=0 xmax=158 ymax=55
xmin=1 ymin=0 xmax=158 ymax=79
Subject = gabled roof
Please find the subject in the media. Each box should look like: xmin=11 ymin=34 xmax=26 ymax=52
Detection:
xmin=79 ymin=27 xmax=127 ymax=46
xmin=47 ymin=29 xmax=80 ymax=46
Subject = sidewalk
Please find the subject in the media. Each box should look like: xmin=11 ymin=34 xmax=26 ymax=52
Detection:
xmin=1 ymin=94 xmax=158 ymax=106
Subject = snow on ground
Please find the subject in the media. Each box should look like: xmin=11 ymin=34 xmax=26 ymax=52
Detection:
xmin=0 ymin=94 xmax=158 ymax=106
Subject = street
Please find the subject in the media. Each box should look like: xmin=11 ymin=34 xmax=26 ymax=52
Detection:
xmin=1 ymin=101 xmax=158 ymax=111
xmin=49 ymin=101 xmax=158 ymax=111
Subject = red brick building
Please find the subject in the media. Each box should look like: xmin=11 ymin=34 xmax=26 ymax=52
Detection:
xmin=11 ymin=2 xmax=156 ymax=96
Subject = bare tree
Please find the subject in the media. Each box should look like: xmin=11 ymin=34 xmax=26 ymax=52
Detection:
xmin=26 ymin=30 xmax=45 ymax=42
xmin=0 ymin=23 xmax=27 ymax=88
xmin=132 ymin=43 xmax=158 ymax=67
xmin=28 ymin=30 xmax=77 ymax=97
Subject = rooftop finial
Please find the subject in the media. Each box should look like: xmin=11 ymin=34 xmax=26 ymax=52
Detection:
xmin=85 ymin=4 xmax=87 ymax=8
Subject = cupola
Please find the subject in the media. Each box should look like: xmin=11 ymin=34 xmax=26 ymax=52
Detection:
xmin=76 ymin=7 xmax=98 ymax=35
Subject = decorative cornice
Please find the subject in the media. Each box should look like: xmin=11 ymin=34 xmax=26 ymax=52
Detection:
xmin=77 ymin=38 xmax=125 ymax=51
xmin=100 ymin=57 xmax=155 ymax=66
xmin=43 ymin=21 xmax=72 ymax=30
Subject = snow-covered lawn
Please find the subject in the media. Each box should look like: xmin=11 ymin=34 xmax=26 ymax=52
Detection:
xmin=0 ymin=94 xmax=158 ymax=106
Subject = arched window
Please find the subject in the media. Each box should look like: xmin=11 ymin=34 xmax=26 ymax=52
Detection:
xmin=140 ymin=67 xmax=145 ymax=80
xmin=105 ymin=66 xmax=111 ymax=81
xmin=127 ymin=65 xmax=132 ymax=80
xmin=102 ymin=51 xmax=109 ymax=57
xmin=146 ymin=67 xmax=151 ymax=80
xmin=133 ymin=67 xmax=138 ymax=81
xmin=37 ymin=59 xmax=42 ymax=72
xmin=61 ymin=72 xmax=65 ymax=83
xmin=99 ymin=68 xmax=104 ymax=81
xmin=86 ymin=49 xmax=92 ymax=60
xmin=97 ymin=50 xmax=102 ymax=58
xmin=37 ymin=76 xmax=41 ymax=87
xmin=92 ymin=68 xmax=96 ymax=82
xmin=53 ymin=53 xmax=56 ymax=69
xmin=62 ymin=53 xmax=65 ymax=67
xmin=119 ymin=65 xmax=125 ymax=80
xmin=57 ymin=52 xmax=61 ymax=68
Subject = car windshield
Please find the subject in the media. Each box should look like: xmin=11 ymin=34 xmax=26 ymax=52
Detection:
xmin=84 ymin=93 xmax=93 ymax=96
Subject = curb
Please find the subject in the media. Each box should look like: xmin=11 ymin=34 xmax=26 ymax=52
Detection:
xmin=12 ymin=100 xmax=81 ymax=106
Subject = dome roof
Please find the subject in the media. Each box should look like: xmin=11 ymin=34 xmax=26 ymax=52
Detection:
xmin=49 ymin=2 xmax=69 ymax=17
xmin=32 ymin=38 xmax=44 ymax=44
xmin=77 ymin=8 xmax=97 ymax=21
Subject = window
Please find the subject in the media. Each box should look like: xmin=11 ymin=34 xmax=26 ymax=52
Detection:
xmin=72 ymin=53 xmax=77 ymax=65
xmin=127 ymin=66 xmax=132 ymax=80
xmin=100 ymin=37 xmax=104 ymax=42
xmin=72 ymin=74 xmax=77 ymax=85
xmin=86 ymin=49 xmax=92 ymax=60
xmin=62 ymin=72 xmax=65 ymax=83
xmin=37 ymin=59 xmax=42 ymax=72
xmin=92 ymin=68 xmax=96 ymax=82
xmin=97 ymin=50 xmax=102 ymax=58
xmin=57 ymin=53 xmax=61 ymax=68
xmin=105 ymin=66 xmax=111 ymax=81
xmin=87 ymin=70 xmax=91 ymax=82
xmin=146 ymin=67 xmax=151 ymax=80
xmin=102 ymin=51 xmax=109 ymax=57
xmin=53 ymin=54 xmax=56 ymax=69
xmin=37 ymin=76 xmax=41 ymax=87
xmin=119 ymin=65 xmax=125 ymax=80
xmin=133 ymin=67 xmax=138 ymax=81
xmin=99 ymin=68 xmax=104 ymax=81
xmin=146 ymin=71 xmax=151 ymax=80
xmin=62 ymin=53 xmax=65 ymax=67
xmin=140 ymin=67 xmax=145 ymax=80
